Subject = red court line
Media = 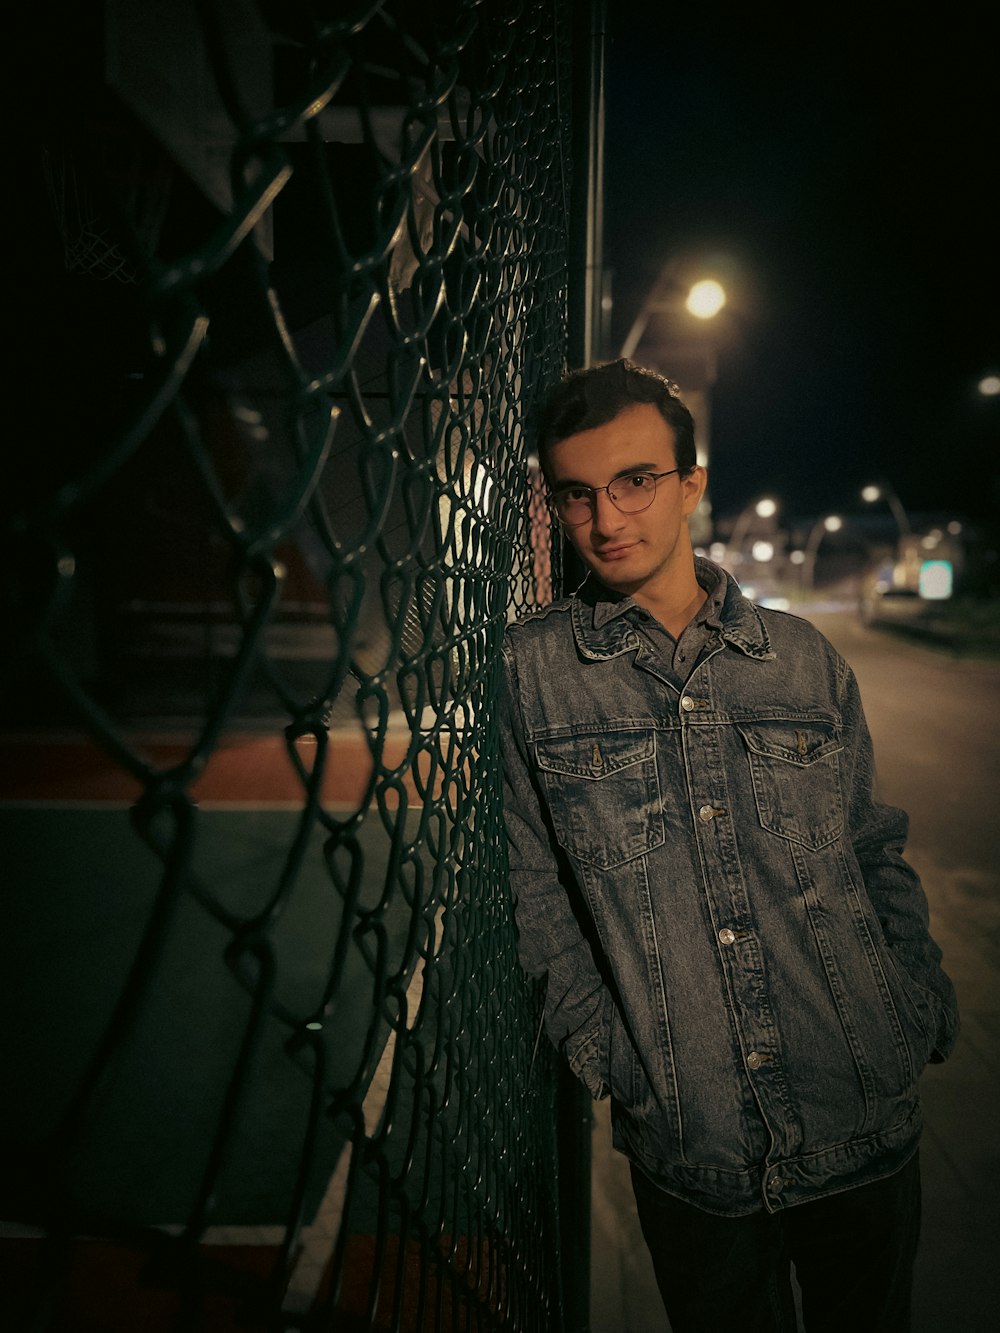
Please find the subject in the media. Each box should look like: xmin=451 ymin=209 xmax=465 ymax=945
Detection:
xmin=0 ymin=733 xmax=421 ymax=806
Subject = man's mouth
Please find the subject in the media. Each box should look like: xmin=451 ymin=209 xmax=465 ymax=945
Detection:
xmin=593 ymin=542 xmax=638 ymax=561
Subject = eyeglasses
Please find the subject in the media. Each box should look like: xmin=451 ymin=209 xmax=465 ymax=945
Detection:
xmin=549 ymin=470 xmax=680 ymax=527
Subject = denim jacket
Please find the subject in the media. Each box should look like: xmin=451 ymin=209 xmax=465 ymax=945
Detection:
xmin=500 ymin=560 xmax=959 ymax=1216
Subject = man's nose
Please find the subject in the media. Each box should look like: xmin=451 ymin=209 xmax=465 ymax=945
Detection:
xmin=591 ymin=489 xmax=626 ymax=537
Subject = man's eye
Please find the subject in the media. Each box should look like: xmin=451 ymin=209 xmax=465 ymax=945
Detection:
xmin=563 ymin=487 xmax=591 ymax=502
xmin=626 ymin=473 xmax=651 ymax=488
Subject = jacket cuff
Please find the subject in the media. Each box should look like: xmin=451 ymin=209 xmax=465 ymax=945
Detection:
xmin=566 ymin=1026 xmax=610 ymax=1101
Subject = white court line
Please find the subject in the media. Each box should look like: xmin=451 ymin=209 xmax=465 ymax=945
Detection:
xmin=281 ymin=904 xmax=444 ymax=1316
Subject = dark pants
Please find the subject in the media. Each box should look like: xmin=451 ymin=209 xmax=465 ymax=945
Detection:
xmin=630 ymin=1154 xmax=921 ymax=1332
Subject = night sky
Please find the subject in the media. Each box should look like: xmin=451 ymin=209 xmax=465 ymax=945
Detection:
xmin=602 ymin=10 xmax=999 ymax=527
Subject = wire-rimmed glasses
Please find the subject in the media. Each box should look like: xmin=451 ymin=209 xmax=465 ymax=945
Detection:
xmin=549 ymin=469 xmax=680 ymax=527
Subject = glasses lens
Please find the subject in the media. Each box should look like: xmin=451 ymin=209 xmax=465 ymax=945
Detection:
xmin=607 ymin=474 xmax=656 ymax=512
xmin=554 ymin=489 xmax=593 ymax=525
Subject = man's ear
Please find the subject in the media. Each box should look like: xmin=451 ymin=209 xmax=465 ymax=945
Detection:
xmin=681 ymin=466 xmax=708 ymax=516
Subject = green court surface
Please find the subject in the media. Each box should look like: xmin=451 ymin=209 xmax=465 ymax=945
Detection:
xmin=2 ymin=807 xmax=429 ymax=1229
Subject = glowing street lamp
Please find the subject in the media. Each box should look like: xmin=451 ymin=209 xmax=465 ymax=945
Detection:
xmin=685 ymin=279 xmax=727 ymax=320
xmin=620 ymin=274 xmax=728 ymax=359
xmin=729 ymin=496 xmax=780 ymax=562
xmin=802 ymin=514 xmax=842 ymax=591
xmin=618 ymin=258 xmax=737 ymax=549
xmin=861 ymin=481 xmax=911 ymax=537
xmin=978 ymin=374 xmax=1000 ymax=397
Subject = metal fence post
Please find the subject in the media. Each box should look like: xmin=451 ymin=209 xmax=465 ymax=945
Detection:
xmin=557 ymin=3 xmax=608 ymax=1330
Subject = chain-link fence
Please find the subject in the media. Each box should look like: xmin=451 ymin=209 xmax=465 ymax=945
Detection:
xmin=5 ymin=2 xmax=594 ymax=1327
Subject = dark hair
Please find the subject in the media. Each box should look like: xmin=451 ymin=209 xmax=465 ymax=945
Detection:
xmin=536 ymin=358 xmax=696 ymax=475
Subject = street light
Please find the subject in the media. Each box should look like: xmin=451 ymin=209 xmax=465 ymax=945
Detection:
xmin=619 ymin=257 xmax=735 ymax=549
xmin=728 ymin=496 xmax=780 ymax=564
xmin=861 ymin=481 xmax=911 ymax=537
xmin=685 ymin=279 xmax=727 ymax=320
xmin=802 ymin=514 xmax=842 ymax=592
xmin=620 ymin=272 xmax=728 ymax=359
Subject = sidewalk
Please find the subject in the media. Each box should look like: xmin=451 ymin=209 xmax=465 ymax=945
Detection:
xmin=590 ymin=1098 xmax=662 ymax=1331
xmin=591 ymin=990 xmax=1000 ymax=1332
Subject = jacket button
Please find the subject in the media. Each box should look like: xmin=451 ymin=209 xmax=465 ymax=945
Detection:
xmin=699 ymin=804 xmax=716 ymax=821
xmin=768 ymin=1175 xmax=784 ymax=1193
xmin=718 ymin=928 xmax=736 ymax=945
xmin=747 ymin=1052 xmax=765 ymax=1070
xmin=681 ymin=695 xmax=696 ymax=711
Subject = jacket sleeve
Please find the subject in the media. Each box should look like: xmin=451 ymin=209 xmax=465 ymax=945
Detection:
xmin=838 ymin=657 xmax=960 ymax=1063
xmin=499 ymin=636 xmax=612 ymax=1099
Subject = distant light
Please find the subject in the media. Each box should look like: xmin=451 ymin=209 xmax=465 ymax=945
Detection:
xmin=789 ymin=550 xmax=805 ymax=565
xmin=751 ymin=540 xmax=774 ymax=562
xmin=686 ymin=279 xmax=727 ymax=319
xmin=860 ymin=485 xmax=881 ymax=504
xmin=947 ymin=520 xmax=963 ymax=535
xmin=755 ymin=497 xmax=778 ymax=518
xmin=824 ymin=515 xmax=843 ymax=532
xmin=709 ymin=542 xmax=727 ymax=562
xmin=920 ymin=560 xmax=953 ymax=600
xmin=978 ymin=374 xmax=1000 ymax=396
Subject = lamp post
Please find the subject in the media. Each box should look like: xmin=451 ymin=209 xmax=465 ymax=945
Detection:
xmin=619 ymin=258 xmax=733 ymax=548
xmin=802 ymin=514 xmax=843 ymax=592
xmin=861 ymin=481 xmax=911 ymax=537
xmin=727 ymin=496 xmax=779 ymax=566
xmin=620 ymin=271 xmax=727 ymax=361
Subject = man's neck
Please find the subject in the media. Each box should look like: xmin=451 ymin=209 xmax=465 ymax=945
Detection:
xmin=636 ymin=583 xmax=708 ymax=638
xmin=626 ymin=561 xmax=708 ymax=637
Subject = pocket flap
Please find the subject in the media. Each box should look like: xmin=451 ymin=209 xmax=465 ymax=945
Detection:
xmin=535 ymin=731 xmax=655 ymax=780
xmin=736 ymin=721 xmax=842 ymax=766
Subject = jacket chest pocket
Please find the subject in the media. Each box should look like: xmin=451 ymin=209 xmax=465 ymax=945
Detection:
xmin=534 ymin=731 xmax=664 ymax=869
xmin=737 ymin=722 xmax=844 ymax=850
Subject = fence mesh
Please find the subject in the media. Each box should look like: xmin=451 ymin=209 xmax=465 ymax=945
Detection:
xmin=5 ymin=2 xmax=580 ymax=1328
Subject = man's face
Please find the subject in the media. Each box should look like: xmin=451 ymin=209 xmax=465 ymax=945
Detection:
xmin=545 ymin=402 xmax=706 ymax=606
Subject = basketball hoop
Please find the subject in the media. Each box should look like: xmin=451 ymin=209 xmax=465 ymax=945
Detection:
xmin=42 ymin=132 xmax=170 ymax=284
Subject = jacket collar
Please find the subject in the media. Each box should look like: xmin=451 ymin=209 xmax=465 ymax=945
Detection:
xmin=570 ymin=557 xmax=776 ymax=662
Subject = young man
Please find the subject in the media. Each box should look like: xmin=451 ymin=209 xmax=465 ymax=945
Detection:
xmin=499 ymin=360 xmax=958 ymax=1331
